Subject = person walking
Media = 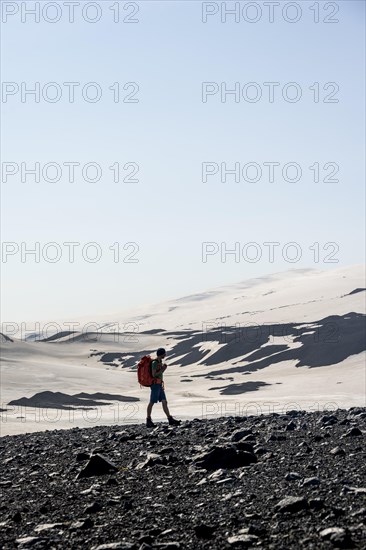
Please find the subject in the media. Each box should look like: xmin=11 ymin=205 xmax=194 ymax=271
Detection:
xmin=146 ymin=347 xmax=181 ymax=428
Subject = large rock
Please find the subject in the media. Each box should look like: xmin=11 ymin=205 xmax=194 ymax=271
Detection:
xmin=330 ymin=446 xmax=346 ymax=456
xmin=231 ymin=429 xmax=252 ymax=442
xmin=319 ymin=414 xmax=338 ymax=425
xmin=76 ymin=452 xmax=90 ymax=462
xmin=285 ymin=472 xmax=302 ymax=481
xmin=233 ymin=441 xmax=255 ymax=454
xmin=302 ymin=477 xmax=320 ymax=487
xmin=34 ymin=523 xmax=64 ymax=532
xmin=16 ymin=537 xmax=43 ymax=547
xmin=84 ymin=501 xmax=102 ymax=514
xmin=275 ymin=496 xmax=308 ymax=513
xmin=91 ymin=543 xmax=135 ymax=549
xmin=135 ymin=453 xmax=165 ymax=469
xmin=286 ymin=421 xmax=297 ymax=431
xmin=193 ymin=445 xmax=257 ymax=470
xmin=76 ymin=454 xmax=118 ymax=479
xmin=193 ymin=524 xmax=216 ymax=539
xmin=70 ymin=518 xmax=94 ymax=530
xmin=227 ymin=533 xmax=259 ymax=546
xmin=319 ymin=527 xmax=352 ymax=547
xmin=343 ymin=427 xmax=362 ymax=437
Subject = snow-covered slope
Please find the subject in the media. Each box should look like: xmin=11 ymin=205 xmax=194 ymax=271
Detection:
xmin=1 ymin=265 xmax=365 ymax=436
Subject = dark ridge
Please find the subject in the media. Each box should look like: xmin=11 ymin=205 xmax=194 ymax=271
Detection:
xmin=233 ymin=344 xmax=288 ymax=364
xmin=140 ymin=329 xmax=166 ymax=334
xmin=8 ymin=391 xmax=139 ymax=410
xmin=0 ymin=333 xmax=13 ymax=342
xmin=99 ymin=353 xmax=125 ymax=363
xmin=165 ymin=313 xmax=366 ymax=376
xmin=97 ymin=350 xmax=153 ymax=369
xmin=77 ymin=313 xmax=365 ymax=377
xmin=345 ymin=288 xmax=366 ymax=296
xmin=40 ymin=332 xmax=105 ymax=343
xmin=208 ymin=381 xmax=271 ymax=395
xmin=55 ymin=332 xmax=135 ymax=343
xmin=164 ymin=330 xmax=197 ymax=336
xmin=74 ymin=393 xmax=139 ymax=403
xmin=40 ymin=331 xmax=76 ymax=342
xmin=30 ymin=314 xmax=365 ymax=385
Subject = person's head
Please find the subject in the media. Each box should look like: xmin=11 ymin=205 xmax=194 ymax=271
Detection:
xmin=157 ymin=347 xmax=166 ymax=359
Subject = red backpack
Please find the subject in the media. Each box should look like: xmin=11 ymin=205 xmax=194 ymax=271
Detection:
xmin=137 ymin=355 xmax=154 ymax=387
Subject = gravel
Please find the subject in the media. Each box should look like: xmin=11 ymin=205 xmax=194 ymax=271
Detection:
xmin=0 ymin=407 xmax=365 ymax=549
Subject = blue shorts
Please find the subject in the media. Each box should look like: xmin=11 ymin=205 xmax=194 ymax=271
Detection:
xmin=150 ymin=383 xmax=166 ymax=404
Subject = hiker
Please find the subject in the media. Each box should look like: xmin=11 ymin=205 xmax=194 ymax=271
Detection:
xmin=146 ymin=348 xmax=181 ymax=428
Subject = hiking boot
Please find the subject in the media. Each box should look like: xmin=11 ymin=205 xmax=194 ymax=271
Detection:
xmin=146 ymin=417 xmax=155 ymax=428
xmin=168 ymin=416 xmax=181 ymax=426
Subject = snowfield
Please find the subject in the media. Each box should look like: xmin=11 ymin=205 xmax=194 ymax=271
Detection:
xmin=1 ymin=265 xmax=365 ymax=436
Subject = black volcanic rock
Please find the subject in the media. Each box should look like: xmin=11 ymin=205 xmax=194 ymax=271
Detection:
xmin=84 ymin=501 xmax=102 ymax=514
xmin=135 ymin=453 xmax=166 ymax=469
xmin=15 ymin=536 xmax=43 ymax=546
xmin=330 ymin=446 xmax=346 ymax=456
xmin=70 ymin=518 xmax=94 ymax=530
xmin=286 ymin=420 xmax=297 ymax=431
xmin=231 ymin=429 xmax=253 ymax=442
xmin=76 ymin=454 xmax=118 ymax=479
xmin=319 ymin=527 xmax=353 ymax=547
xmin=193 ymin=524 xmax=217 ymax=539
xmin=193 ymin=445 xmax=257 ymax=470
xmin=285 ymin=472 xmax=302 ymax=481
xmin=344 ymin=427 xmax=363 ymax=437
xmin=0 ymin=408 xmax=365 ymax=549
xmin=227 ymin=531 xmax=260 ymax=546
xmin=76 ymin=452 xmax=90 ymax=462
xmin=91 ymin=544 xmax=135 ymax=550
xmin=302 ymin=477 xmax=321 ymax=487
xmin=232 ymin=441 xmax=255 ymax=454
xmin=275 ymin=496 xmax=308 ymax=513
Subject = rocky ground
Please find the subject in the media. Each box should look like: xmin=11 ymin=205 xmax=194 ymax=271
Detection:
xmin=0 ymin=407 xmax=365 ymax=549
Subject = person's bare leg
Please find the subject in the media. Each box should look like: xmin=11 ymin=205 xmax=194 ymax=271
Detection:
xmin=162 ymin=400 xmax=171 ymax=418
xmin=147 ymin=402 xmax=153 ymax=418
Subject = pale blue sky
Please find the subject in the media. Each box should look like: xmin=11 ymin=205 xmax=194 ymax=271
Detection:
xmin=1 ymin=0 xmax=365 ymax=323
